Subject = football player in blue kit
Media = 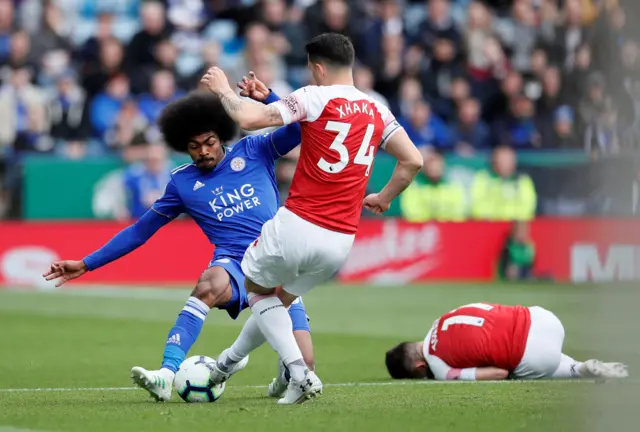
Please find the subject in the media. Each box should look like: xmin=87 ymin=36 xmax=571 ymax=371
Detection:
xmin=42 ymin=74 xmax=314 ymax=402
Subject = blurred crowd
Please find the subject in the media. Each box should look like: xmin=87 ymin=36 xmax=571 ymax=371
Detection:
xmin=0 ymin=0 xmax=639 ymax=219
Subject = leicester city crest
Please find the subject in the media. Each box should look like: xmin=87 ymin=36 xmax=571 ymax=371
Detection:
xmin=230 ymin=157 xmax=246 ymax=172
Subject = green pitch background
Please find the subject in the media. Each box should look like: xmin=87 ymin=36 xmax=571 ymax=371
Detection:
xmin=0 ymin=284 xmax=638 ymax=432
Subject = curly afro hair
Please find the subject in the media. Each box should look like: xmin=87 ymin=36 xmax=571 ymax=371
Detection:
xmin=158 ymin=90 xmax=238 ymax=152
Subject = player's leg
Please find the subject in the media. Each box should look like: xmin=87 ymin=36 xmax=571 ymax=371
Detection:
xmin=268 ymin=298 xmax=314 ymax=398
xmin=131 ymin=265 xmax=235 ymax=401
xmin=512 ymin=307 xmax=565 ymax=379
xmin=552 ymin=354 xmax=628 ymax=379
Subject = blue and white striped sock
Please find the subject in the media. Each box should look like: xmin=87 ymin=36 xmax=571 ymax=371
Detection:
xmin=161 ymin=297 xmax=210 ymax=373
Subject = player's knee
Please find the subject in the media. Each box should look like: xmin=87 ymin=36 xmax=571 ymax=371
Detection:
xmin=192 ymin=267 xmax=232 ymax=308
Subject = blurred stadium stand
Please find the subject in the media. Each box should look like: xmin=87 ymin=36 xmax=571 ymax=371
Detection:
xmin=1 ymin=0 xmax=639 ymax=220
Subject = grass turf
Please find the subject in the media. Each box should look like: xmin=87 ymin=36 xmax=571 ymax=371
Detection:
xmin=0 ymin=283 xmax=636 ymax=431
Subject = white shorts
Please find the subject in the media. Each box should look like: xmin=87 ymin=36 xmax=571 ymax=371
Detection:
xmin=513 ymin=306 xmax=565 ymax=379
xmin=241 ymin=207 xmax=355 ymax=296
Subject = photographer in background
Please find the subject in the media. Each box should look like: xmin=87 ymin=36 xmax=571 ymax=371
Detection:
xmin=498 ymin=221 xmax=536 ymax=281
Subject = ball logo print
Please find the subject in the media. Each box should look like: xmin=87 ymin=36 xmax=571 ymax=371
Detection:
xmin=231 ymin=157 xmax=246 ymax=172
xmin=174 ymin=356 xmax=226 ymax=403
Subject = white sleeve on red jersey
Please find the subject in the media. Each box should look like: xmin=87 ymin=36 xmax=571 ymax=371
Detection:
xmin=424 ymin=328 xmax=477 ymax=381
xmin=372 ymin=99 xmax=403 ymax=150
xmin=271 ymin=86 xmax=327 ymax=125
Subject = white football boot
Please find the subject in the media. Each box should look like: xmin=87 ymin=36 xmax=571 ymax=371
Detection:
xmin=130 ymin=367 xmax=173 ymax=402
xmin=208 ymin=349 xmax=250 ymax=385
xmin=277 ymin=371 xmax=323 ymax=405
xmin=579 ymin=359 xmax=629 ymax=379
xmin=267 ymin=361 xmax=290 ymax=398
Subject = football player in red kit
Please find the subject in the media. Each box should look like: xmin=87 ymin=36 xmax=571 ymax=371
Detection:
xmin=385 ymin=303 xmax=628 ymax=381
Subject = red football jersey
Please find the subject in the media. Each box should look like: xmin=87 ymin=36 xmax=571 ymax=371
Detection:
xmin=426 ymin=303 xmax=532 ymax=371
xmin=273 ymin=85 xmax=402 ymax=234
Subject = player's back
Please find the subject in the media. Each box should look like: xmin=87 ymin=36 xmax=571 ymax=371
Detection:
xmin=276 ymin=85 xmax=400 ymax=234
xmin=426 ymin=303 xmax=531 ymax=371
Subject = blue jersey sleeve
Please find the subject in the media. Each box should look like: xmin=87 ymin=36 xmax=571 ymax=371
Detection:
xmin=83 ymin=210 xmax=170 ymax=271
xmin=152 ymin=177 xmax=185 ymax=220
xmin=244 ymin=91 xmax=301 ymax=163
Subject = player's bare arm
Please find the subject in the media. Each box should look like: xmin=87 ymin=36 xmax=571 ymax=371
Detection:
xmin=201 ymin=67 xmax=284 ymax=131
xmin=364 ymin=129 xmax=423 ymax=214
xmin=42 ymin=260 xmax=88 ymax=287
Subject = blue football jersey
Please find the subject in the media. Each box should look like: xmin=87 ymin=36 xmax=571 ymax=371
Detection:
xmin=152 ymin=126 xmax=300 ymax=260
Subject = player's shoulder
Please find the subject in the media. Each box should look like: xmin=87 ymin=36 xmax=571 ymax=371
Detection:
xmin=169 ymin=163 xmax=199 ymax=183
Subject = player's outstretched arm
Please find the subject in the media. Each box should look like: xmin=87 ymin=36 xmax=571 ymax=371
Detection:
xmin=364 ymin=129 xmax=423 ymax=215
xmin=426 ymin=354 xmax=509 ymax=381
xmin=201 ymin=67 xmax=284 ymax=131
xmin=42 ymin=210 xmax=170 ymax=287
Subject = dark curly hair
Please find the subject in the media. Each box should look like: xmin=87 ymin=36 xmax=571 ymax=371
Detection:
xmin=158 ymin=90 xmax=238 ymax=152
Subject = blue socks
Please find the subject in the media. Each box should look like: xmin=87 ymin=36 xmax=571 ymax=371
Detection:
xmin=161 ymin=297 xmax=210 ymax=372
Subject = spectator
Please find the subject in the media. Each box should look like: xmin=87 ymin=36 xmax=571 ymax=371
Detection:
xmin=464 ymin=2 xmax=508 ymax=98
xmin=123 ymin=143 xmax=172 ymax=220
xmin=450 ymin=98 xmax=491 ymax=151
xmin=29 ymin=2 xmax=72 ymax=62
xmin=578 ymin=71 xmax=608 ymax=129
xmin=361 ymin=0 xmax=403 ymax=72
xmin=375 ymin=32 xmax=404 ymax=105
xmin=585 ymin=98 xmax=622 ymax=157
xmin=544 ymin=0 xmax=591 ymax=69
xmin=497 ymin=0 xmax=539 ymax=73
xmin=547 ymin=105 xmax=580 ymax=149
xmin=77 ymin=13 xmax=115 ymax=64
xmin=137 ymin=70 xmax=184 ymax=124
xmin=400 ymin=149 xmax=466 ymax=222
xmin=398 ymin=99 xmax=451 ymax=149
xmin=48 ymin=70 xmax=91 ymax=156
xmin=104 ymin=99 xmax=149 ymax=153
xmin=498 ymin=221 xmax=536 ymax=281
xmin=471 ymin=145 xmax=537 ymax=221
xmin=0 ymin=67 xmax=49 ymax=153
xmin=484 ymin=70 xmax=523 ymax=124
xmin=90 ymin=73 xmax=131 ymax=143
xmin=562 ymin=44 xmax=592 ymax=105
xmin=354 ymin=65 xmax=389 ymax=108
xmin=414 ymin=0 xmax=461 ymax=58
xmin=130 ymin=38 xmax=181 ymax=94
xmin=2 ymin=30 xmax=38 ymax=75
xmin=185 ymin=40 xmax=221 ymax=90
xmin=494 ymin=94 xmax=541 ymax=149
xmin=395 ymin=76 xmax=423 ymax=119
xmin=0 ymin=0 xmax=14 ymax=64
xmin=535 ymin=66 xmax=565 ymax=133
xmin=82 ymin=37 xmax=125 ymax=98
xmin=421 ymin=36 xmax=465 ymax=119
xmin=125 ymin=1 xmax=170 ymax=71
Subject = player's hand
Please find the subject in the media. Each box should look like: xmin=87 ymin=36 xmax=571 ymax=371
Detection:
xmin=363 ymin=193 xmax=391 ymax=215
xmin=42 ymin=260 xmax=88 ymax=287
xmin=201 ymin=67 xmax=232 ymax=95
xmin=237 ymin=71 xmax=270 ymax=102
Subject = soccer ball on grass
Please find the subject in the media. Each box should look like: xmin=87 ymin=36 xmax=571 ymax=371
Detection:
xmin=174 ymin=355 xmax=226 ymax=403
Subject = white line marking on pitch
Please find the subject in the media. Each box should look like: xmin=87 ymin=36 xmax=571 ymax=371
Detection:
xmin=0 ymin=379 xmax=630 ymax=393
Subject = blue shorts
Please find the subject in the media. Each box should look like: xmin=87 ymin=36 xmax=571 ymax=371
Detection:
xmin=208 ymin=257 xmax=310 ymax=332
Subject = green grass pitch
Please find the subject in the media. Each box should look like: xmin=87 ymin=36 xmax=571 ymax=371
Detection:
xmin=0 ymin=283 xmax=638 ymax=432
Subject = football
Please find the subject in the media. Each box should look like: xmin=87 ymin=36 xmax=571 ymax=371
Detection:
xmin=174 ymin=355 xmax=226 ymax=403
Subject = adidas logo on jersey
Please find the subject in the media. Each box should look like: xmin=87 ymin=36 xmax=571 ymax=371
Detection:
xmin=166 ymin=334 xmax=181 ymax=345
xmin=193 ymin=181 xmax=205 ymax=191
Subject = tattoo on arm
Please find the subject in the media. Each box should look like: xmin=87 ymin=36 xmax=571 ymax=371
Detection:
xmin=219 ymin=90 xmax=243 ymax=114
xmin=265 ymin=105 xmax=283 ymax=125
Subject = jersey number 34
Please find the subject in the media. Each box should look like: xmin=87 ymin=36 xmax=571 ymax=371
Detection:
xmin=317 ymin=121 xmax=376 ymax=176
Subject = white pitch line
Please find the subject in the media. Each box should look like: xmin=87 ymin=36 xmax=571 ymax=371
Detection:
xmin=0 ymin=379 xmax=632 ymax=394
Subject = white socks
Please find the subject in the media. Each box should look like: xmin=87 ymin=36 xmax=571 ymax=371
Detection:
xmin=249 ymin=294 xmax=308 ymax=382
xmin=225 ymin=315 xmax=266 ymax=363
xmin=552 ymin=354 xmax=584 ymax=379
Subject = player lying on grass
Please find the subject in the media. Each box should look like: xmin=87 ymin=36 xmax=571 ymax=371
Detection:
xmin=42 ymin=74 xmax=314 ymax=402
xmin=385 ymin=303 xmax=629 ymax=381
